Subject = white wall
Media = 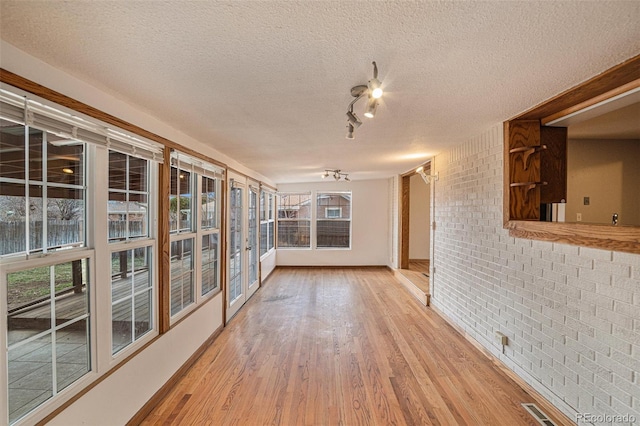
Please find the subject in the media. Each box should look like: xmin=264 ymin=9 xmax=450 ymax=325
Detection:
xmin=261 ymin=250 xmax=277 ymax=281
xmin=430 ymin=125 xmax=640 ymax=423
xmin=49 ymin=296 xmax=223 ymax=425
xmin=277 ymin=179 xmax=389 ymax=266
xmin=409 ymin=173 xmax=430 ymax=259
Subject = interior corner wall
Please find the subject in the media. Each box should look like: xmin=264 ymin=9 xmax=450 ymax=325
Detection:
xmin=276 ymin=179 xmax=389 ymax=266
xmin=430 ymin=125 xmax=640 ymax=422
xmin=409 ymin=173 xmax=430 ymax=260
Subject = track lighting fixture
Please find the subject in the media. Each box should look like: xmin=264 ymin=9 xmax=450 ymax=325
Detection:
xmin=345 ymin=61 xmax=384 ymax=139
xmin=322 ymin=169 xmax=350 ymax=182
xmin=416 ymin=166 xmax=439 ymax=184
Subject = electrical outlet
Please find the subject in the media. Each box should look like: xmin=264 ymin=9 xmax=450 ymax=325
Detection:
xmin=495 ymin=332 xmax=508 ymax=346
xmin=577 ymin=213 xmax=582 ymax=221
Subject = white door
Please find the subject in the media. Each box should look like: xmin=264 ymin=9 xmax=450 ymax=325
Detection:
xmin=226 ymin=175 xmax=261 ymax=321
xmin=246 ymin=184 xmax=260 ymax=298
xmin=227 ymin=176 xmax=246 ymax=320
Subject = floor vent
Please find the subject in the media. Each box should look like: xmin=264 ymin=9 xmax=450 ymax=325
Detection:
xmin=522 ymin=403 xmax=557 ymax=426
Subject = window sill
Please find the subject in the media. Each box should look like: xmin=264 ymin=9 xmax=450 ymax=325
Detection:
xmin=505 ymin=220 xmax=640 ymax=254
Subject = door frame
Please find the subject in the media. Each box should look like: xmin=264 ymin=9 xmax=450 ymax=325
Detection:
xmin=400 ymin=161 xmax=431 ymax=270
xmin=246 ymin=181 xmax=260 ymax=299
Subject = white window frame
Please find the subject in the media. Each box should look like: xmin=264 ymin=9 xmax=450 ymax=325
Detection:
xmin=169 ymin=151 xmax=223 ymax=325
xmin=259 ymin=189 xmax=276 ymax=259
xmin=0 ymin=84 xmax=163 ymax=425
xmin=276 ymin=192 xmax=312 ymax=249
xmin=316 ymin=191 xmax=352 ymax=250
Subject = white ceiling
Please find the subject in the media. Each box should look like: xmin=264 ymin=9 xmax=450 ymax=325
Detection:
xmin=1 ymin=1 xmax=638 ymax=183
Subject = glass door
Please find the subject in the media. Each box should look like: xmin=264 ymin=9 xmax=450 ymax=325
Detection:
xmin=227 ymin=177 xmax=245 ymax=320
xmin=247 ymin=185 xmax=259 ymax=298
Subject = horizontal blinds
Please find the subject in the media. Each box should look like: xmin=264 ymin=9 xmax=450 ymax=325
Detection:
xmin=170 ymin=150 xmax=224 ymax=180
xmin=0 ymin=87 xmax=164 ymax=163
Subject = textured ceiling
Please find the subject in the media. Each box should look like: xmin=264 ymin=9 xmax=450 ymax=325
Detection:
xmin=1 ymin=1 xmax=639 ymax=183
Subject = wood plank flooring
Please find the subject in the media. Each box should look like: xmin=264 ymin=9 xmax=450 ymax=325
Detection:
xmin=138 ymin=267 xmax=571 ymax=426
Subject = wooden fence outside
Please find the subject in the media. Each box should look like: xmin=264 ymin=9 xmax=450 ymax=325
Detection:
xmin=0 ymin=220 xmax=145 ymax=255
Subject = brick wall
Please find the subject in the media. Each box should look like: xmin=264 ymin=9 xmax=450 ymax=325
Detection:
xmin=431 ymin=125 xmax=640 ymax=425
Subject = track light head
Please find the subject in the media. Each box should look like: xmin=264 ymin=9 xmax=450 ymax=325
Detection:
xmin=364 ymin=96 xmax=378 ymax=118
xmin=368 ymin=78 xmax=383 ymax=99
xmin=346 ymin=123 xmax=355 ymax=139
xmin=346 ymin=110 xmax=362 ymax=128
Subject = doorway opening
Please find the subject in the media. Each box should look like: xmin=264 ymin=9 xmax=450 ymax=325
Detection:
xmin=398 ymin=163 xmax=431 ymax=305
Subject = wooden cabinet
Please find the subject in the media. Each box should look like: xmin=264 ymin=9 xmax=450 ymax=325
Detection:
xmin=507 ymin=120 xmax=566 ymax=220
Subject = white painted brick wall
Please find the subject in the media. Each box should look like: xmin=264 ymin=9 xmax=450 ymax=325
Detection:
xmin=431 ymin=125 xmax=640 ymax=425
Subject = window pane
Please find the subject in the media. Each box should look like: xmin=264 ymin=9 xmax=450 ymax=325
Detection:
xmin=128 ymin=157 xmax=147 ymax=192
xmin=109 ymin=152 xmax=149 ymax=242
xmin=28 ymin=129 xmax=43 ymax=182
xmin=201 ymin=233 xmax=218 ymax=296
xmin=108 ymin=151 xmax=127 ymax=190
xmin=277 ymin=220 xmax=310 ymax=248
xmin=0 ymin=119 xmax=26 ymax=181
xmin=8 ymin=334 xmax=53 ymax=424
xmin=56 ymin=320 xmax=90 ymax=392
xmin=268 ymin=221 xmax=274 ymax=251
xmin=260 ymin=222 xmax=268 ymax=256
xmin=170 ymin=167 xmax=192 ymax=233
xmin=47 ymin=191 xmax=84 ymax=249
xmin=201 ymin=176 xmax=217 ymax=229
xmin=47 ymin=136 xmax=83 ymax=186
xmin=170 ymin=238 xmax=194 ymax=316
xmin=112 ymin=300 xmax=132 ymax=354
xmin=29 ymin=185 xmax=43 ymax=253
xmin=7 ymin=265 xmax=51 ymax=346
xmin=6 ymin=258 xmax=91 ymax=423
xmin=0 ymin=183 xmax=26 ymax=255
xmin=111 ymin=247 xmax=153 ymax=354
xmin=278 ymin=193 xmax=311 ymax=219
xmin=317 ymin=220 xmax=350 ymax=248
xmin=54 ymin=260 xmax=88 ymax=320
xmin=134 ymin=289 xmax=152 ymax=340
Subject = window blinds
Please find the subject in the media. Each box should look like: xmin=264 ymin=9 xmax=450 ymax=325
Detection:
xmin=0 ymin=86 xmax=164 ymax=163
xmin=170 ymin=150 xmax=224 ymax=180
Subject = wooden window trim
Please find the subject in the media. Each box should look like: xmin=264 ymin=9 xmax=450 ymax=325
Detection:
xmin=503 ymin=55 xmax=640 ymax=254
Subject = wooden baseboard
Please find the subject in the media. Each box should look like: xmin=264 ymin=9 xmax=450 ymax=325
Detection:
xmin=126 ymin=325 xmax=224 ymax=425
xmin=429 ymin=303 xmax=575 ymax=426
xmin=392 ymin=268 xmax=429 ymax=306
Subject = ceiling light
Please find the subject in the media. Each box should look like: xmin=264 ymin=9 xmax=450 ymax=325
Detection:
xmin=368 ymin=61 xmax=383 ymax=99
xmin=346 ymin=123 xmax=355 ymax=139
xmin=322 ymin=169 xmax=350 ymax=182
xmin=62 ymin=167 xmax=74 ymax=174
xmin=345 ymin=61 xmax=384 ymax=139
xmin=364 ymin=97 xmax=378 ymax=118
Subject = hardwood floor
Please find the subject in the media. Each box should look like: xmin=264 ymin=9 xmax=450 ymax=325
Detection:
xmin=138 ymin=267 xmax=571 ymax=426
